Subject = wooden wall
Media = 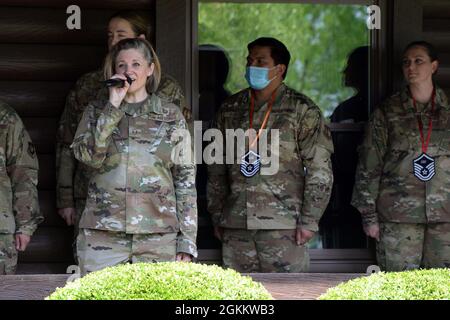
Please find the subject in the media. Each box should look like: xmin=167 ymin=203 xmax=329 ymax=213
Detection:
xmin=0 ymin=0 xmax=155 ymax=274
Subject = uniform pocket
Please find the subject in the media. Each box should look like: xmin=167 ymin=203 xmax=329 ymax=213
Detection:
xmin=110 ymin=118 xmax=129 ymax=154
xmin=153 ymin=123 xmax=174 ymax=164
xmin=383 ymin=142 xmax=411 ymax=176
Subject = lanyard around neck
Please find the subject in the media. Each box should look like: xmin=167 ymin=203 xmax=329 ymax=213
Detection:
xmin=249 ymin=89 xmax=277 ymax=148
xmin=412 ymin=88 xmax=436 ymax=153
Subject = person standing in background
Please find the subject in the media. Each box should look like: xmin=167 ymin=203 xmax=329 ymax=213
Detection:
xmin=0 ymin=100 xmax=43 ymax=274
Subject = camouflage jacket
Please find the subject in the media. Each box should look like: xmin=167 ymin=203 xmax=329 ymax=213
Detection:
xmin=352 ymin=86 xmax=450 ymax=226
xmin=207 ymin=83 xmax=334 ymax=232
xmin=71 ymin=95 xmax=197 ymax=257
xmin=0 ymin=101 xmax=42 ymax=235
xmin=56 ymin=69 xmax=189 ymax=209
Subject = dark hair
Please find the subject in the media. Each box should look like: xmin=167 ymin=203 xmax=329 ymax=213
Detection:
xmin=104 ymin=38 xmax=161 ymax=93
xmin=345 ymin=46 xmax=369 ymax=91
xmin=348 ymin=46 xmax=369 ymax=70
xmin=403 ymin=41 xmax=438 ymax=62
xmin=247 ymin=37 xmax=291 ymax=79
xmin=109 ymin=11 xmax=153 ymax=43
xmin=199 ymin=44 xmax=230 ymax=85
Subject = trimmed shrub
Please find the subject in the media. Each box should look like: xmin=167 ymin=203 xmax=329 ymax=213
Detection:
xmin=46 ymin=262 xmax=273 ymax=300
xmin=319 ymin=268 xmax=450 ymax=300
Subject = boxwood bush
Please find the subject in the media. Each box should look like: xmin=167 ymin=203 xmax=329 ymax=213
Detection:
xmin=319 ymin=268 xmax=450 ymax=300
xmin=46 ymin=262 xmax=273 ymax=300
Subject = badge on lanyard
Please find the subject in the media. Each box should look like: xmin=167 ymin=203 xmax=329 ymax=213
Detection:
xmin=413 ymin=153 xmax=435 ymax=182
xmin=411 ymin=88 xmax=436 ymax=182
xmin=240 ymin=89 xmax=277 ymax=178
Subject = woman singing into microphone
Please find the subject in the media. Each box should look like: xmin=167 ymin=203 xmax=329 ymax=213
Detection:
xmin=71 ymin=38 xmax=197 ymax=274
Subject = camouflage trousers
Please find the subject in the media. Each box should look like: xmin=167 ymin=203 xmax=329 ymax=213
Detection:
xmin=377 ymin=222 xmax=450 ymax=271
xmin=222 ymin=229 xmax=309 ymax=273
xmin=0 ymin=234 xmax=17 ymax=275
xmin=77 ymin=228 xmax=177 ymax=274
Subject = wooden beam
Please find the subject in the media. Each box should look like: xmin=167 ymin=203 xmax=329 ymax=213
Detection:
xmin=0 ymin=44 xmax=106 ymax=81
xmin=156 ymin=0 xmax=195 ymax=117
xmin=0 ymin=81 xmax=72 ymax=117
xmin=0 ymin=275 xmax=70 ymax=300
xmin=0 ymin=0 xmax=154 ymax=10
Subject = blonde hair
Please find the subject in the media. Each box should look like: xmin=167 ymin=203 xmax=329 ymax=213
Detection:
xmin=103 ymin=38 xmax=161 ymax=93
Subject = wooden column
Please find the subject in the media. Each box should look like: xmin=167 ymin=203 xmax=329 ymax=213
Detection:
xmin=155 ymin=0 xmax=198 ymax=119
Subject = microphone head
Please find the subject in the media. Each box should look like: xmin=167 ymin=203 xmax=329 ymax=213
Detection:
xmin=103 ymin=78 xmax=125 ymax=88
xmin=101 ymin=75 xmax=135 ymax=88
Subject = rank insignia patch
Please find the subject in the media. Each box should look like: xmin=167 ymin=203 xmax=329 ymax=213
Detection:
xmin=240 ymin=150 xmax=261 ymax=178
xmin=413 ymin=153 xmax=435 ymax=182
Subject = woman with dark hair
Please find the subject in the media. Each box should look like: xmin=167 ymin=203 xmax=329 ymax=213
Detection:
xmin=352 ymin=41 xmax=450 ymax=271
xmin=71 ymin=38 xmax=197 ymax=274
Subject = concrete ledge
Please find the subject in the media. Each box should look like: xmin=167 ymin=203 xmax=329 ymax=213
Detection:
xmin=0 ymin=273 xmax=364 ymax=300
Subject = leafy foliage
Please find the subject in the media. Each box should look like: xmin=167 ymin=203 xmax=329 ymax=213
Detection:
xmin=199 ymin=3 xmax=369 ymax=116
xmin=319 ymin=269 xmax=450 ymax=300
xmin=46 ymin=262 xmax=273 ymax=300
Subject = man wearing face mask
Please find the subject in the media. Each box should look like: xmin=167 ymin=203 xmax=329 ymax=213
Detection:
xmin=207 ymin=37 xmax=333 ymax=272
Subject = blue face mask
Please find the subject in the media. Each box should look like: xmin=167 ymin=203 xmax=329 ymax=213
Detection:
xmin=245 ymin=66 xmax=278 ymax=90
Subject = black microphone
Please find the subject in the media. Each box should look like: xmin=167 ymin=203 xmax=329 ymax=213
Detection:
xmin=102 ymin=74 xmax=134 ymax=88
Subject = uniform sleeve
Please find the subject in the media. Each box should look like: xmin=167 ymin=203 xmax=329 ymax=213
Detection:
xmin=55 ymin=88 xmax=79 ymax=209
xmin=6 ymin=115 xmax=42 ymax=236
xmin=206 ymin=108 xmax=229 ymax=226
xmin=297 ymin=105 xmax=334 ymax=232
xmin=351 ymin=108 xmax=388 ymax=226
xmin=71 ymin=102 xmax=124 ymax=169
xmin=170 ymin=117 xmax=198 ymax=257
xmin=56 ymin=74 xmax=99 ymax=209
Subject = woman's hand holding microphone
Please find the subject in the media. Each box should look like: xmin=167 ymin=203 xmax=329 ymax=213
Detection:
xmin=108 ymin=73 xmax=132 ymax=108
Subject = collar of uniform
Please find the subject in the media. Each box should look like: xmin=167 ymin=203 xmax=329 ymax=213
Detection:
xmin=401 ymin=85 xmax=450 ymax=113
xmin=122 ymin=94 xmax=163 ymax=116
xmin=246 ymin=82 xmax=286 ymax=111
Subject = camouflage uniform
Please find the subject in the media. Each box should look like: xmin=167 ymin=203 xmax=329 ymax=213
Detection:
xmin=71 ymin=94 xmax=197 ymax=273
xmin=56 ymin=69 xmax=189 ymax=259
xmin=207 ymin=83 xmax=334 ymax=272
xmin=352 ymin=86 xmax=450 ymax=271
xmin=0 ymin=101 xmax=42 ymax=274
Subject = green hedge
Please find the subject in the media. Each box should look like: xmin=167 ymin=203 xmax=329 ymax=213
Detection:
xmin=47 ymin=262 xmax=273 ymax=300
xmin=319 ymin=268 xmax=450 ymax=300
